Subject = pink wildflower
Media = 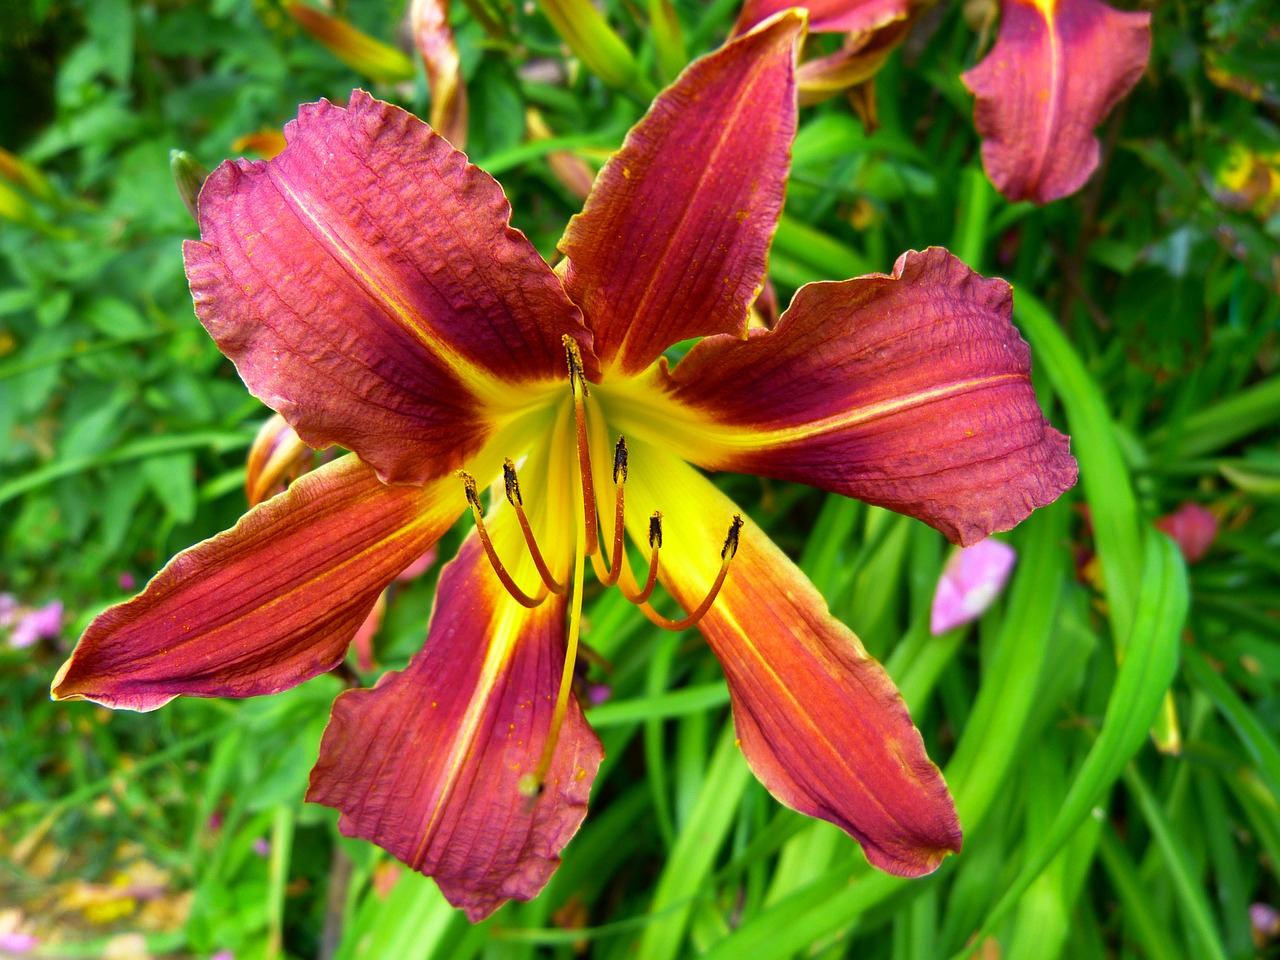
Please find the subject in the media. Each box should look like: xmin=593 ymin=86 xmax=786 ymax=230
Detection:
xmin=930 ymin=539 xmax=1017 ymax=634
xmin=9 ymin=600 xmax=63 ymax=649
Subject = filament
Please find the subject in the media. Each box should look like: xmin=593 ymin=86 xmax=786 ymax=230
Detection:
xmin=591 ymin=437 xmax=629 ymax=588
xmin=458 ymin=471 xmax=548 ymax=609
xmin=563 ymin=335 xmax=599 ymax=557
xmin=503 ymin=459 xmax=566 ymax=595
xmin=637 ymin=515 xmax=742 ymax=631
xmin=616 ymin=511 xmax=661 ymax=604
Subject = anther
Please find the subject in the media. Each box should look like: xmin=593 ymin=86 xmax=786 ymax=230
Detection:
xmin=721 ymin=515 xmax=742 ymax=560
xmin=613 ymin=437 xmax=628 ymax=484
xmin=503 ymin=459 xmax=522 ymax=505
xmin=593 ymin=437 xmax=630 ymax=588
xmin=502 ymin=459 xmax=566 ymax=595
xmin=617 ymin=511 xmax=661 ymax=604
xmin=563 ymin=335 xmax=589 ymax=398
xmin=458 ymin=470 xmax=549 ymax=608
xmin=637 ymin=515 xmax=742 ymax=631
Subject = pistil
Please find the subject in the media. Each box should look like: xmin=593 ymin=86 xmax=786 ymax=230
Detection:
xmin=520 ymin=407 xmax=590 ymax=801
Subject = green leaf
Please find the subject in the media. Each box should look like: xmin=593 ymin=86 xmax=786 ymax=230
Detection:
xmin=1123 ymin=767 xmax=1229 ymax=960
xmin=1184 ymin=648 xmax=1280 ymax=801
xmin=1014 ymin=291 xmax=1144 ymax=644
xmin=956 ymin=532 xmax=1187 ymax=955
xmin=141 ymin=451 xmax=197 ymax=525
xmin=635 ymin=722 xmax=751 ymax=960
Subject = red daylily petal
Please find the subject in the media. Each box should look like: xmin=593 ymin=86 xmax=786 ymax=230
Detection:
xmin=961 ymin=0 xmax=1151 ymax=204
xmin=308 ymin=535 xmax=602 ymax=921
xmin=736 ymin=0 xmax=910 ymax=35
xmin=624 ymin=447 xmax=961 ymax=875
xmin=187 ymin=91 xmax=592 ymax=486
xmin=558 ymin=13 xmax=803 ymax=376
xmin=632 ymin=247 xmax=1076 ymax=546
xmin=51 ymin=455 xmax=460 ymax=711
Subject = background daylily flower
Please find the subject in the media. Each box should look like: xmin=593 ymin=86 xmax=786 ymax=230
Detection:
xmin=5 ymin=598 xmax=64 ymax=650
xmin=735 ymin=0 xmax=919 ymax=112
xmin=410 ymin=0 xmax=469 ymax=147
xmin=1154 ymin=502 xmax=1217 ymax=564
xmin=51 ymin=13 xmax=1076 ymax=920
xmin=962 ymin=0 xmax=1152 ymax=204
xmin=740 ymin=0 xmax=1151 ymax=201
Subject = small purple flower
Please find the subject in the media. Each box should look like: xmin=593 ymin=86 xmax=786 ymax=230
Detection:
xmin=119 ymin=572 xmax=138 ymax=591
xmin=930 ymin=539 xmax=1017 ymax=635
xmin=1252 ymin=902 xmax=1280 ymax=941
xmin=0 ymin=931 xmax=39 ymax=954
xmin=0 ymin=593 xmax=17 ymax=627
xmin=9 ymin=600 xmax=63 ymax=649
xmin=252 ymin=838 xmax=271 ymax=858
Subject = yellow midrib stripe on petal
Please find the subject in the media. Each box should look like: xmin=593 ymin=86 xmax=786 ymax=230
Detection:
xmin=600 ymin=370 xmax=1027 ymax=460
xmin=270 ymin=172 xmax=514 ymax=408
xmin=412 ymin=595 xmax=525 ymax=869
xmin=708 ymin=599 xmax=896 ymax=825
xmin=1027 ymin=0 xmax=1064 ymax=195
xmin=742 ymin=372 xmax=1027 ymax=448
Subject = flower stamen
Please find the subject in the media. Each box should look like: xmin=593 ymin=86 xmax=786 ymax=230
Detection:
xmin=519 ymin=402 xmax=591 ymax=802
xmin=563 ymin=335 xmax=599 ymax=557
xmin=616 ymin=511 xmax=661 ymax=604
xmin=591 ymin=437 xmax=629 ymax=588
xmin=458 ymin=471 xmax=549 ymax=609
xmin=503 ymin=459 xmax=567 ymax=595
xmin=637 ymin=515 xmax=742 ymax=631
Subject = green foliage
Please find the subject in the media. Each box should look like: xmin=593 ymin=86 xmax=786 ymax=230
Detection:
xmin=2 ymin=0 xmax=1279 ymax=958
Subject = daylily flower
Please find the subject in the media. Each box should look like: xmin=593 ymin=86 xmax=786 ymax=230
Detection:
xmin=930 ymin=539 xmax=1017 ymax=634
xmin=230 ymin=130 xmax=289 ymax=160
xmin=244 ymin=413 xmax=319 ymax=507
xmin=51 ymin=14 xmax=1076 ymax=920
xmin=962 ymin=0 xmax=1151 ymax=204
xmin=1153 ymin=502 xmax=1217 ymax=564
xmin=410 ymin=0 xmax=469 ymax=147
xmin=735 ymin=0 xmax=920 ymax=111
xmin=742 ymin=0 xmax=1151 ymax=201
